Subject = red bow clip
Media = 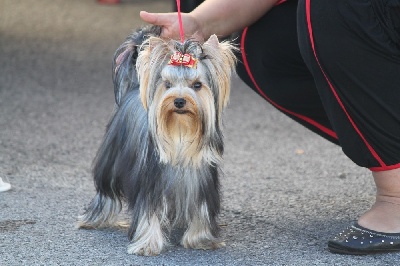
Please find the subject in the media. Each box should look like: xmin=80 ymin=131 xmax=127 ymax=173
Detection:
xmin=168 ymin=52 xmax=198 ymax=68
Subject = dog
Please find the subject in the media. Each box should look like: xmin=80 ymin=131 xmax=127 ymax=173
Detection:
xmin=77 ymin=26 xmax=237 ymax=256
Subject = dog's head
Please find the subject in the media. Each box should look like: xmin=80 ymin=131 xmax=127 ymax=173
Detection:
xmin=114 ymin=31 xmax=237 ymax=167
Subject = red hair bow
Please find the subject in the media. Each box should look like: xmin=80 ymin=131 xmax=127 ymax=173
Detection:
xmin=168 ymin=52 xmax=198 ymax=68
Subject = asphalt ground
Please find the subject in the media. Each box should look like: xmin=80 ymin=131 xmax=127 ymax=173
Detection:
xmin=1 ymin=0 xmax=399 ymax=265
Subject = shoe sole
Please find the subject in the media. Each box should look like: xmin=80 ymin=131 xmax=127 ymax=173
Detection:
xmin=328 ymin=242 xmax=400 ymax=255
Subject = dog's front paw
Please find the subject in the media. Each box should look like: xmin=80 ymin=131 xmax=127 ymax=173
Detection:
xmin=182 ymin=238 xmax=226 ymax=250
xmin=127 ymin=214 xmax=166 ymax=256
xmin=127 ymin=240 xmax=164 ymax=256
xmin=181 ymin=229 xmax=225 ymax=250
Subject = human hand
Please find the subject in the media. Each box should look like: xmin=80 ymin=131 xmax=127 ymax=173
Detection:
xmin=139 ymin=11 xmax=205 ymax=41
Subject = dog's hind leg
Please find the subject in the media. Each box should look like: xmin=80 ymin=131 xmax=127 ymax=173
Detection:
xmin=127 ymin=213 xmax=166 ymax=256
xmin=77 ymin=193 xmax=122 ymax=229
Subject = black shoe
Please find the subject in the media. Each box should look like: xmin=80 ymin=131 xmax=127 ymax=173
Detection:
xmin=328 ymin=222 xmax=400 ymax=255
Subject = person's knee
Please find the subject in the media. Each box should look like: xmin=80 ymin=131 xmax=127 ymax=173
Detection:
xmin=236 ymin=59 xmax=314 ymax=111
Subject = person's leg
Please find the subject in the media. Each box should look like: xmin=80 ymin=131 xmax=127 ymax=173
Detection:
xmin=297 ymin=0 xmax=400 ymax=169
xmin=237 ymin=0 xmax=338 ymax=144
xmin=358 ymin=169 xmax=400 ymax=233
xmin=297 ymin=0 xmax=400 ymax=253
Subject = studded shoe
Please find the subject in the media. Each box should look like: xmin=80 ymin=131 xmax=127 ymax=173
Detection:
xmin=328 ymin=222 xmax=400 ymax=255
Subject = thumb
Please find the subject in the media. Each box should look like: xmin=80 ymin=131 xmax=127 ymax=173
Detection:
xmin=140 ymin=11 xmax=182 ymax=39
xmin=139 ymin=11 xmax=176 ymax=26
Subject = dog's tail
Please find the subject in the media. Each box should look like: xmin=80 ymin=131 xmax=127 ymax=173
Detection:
xmin=77 ymin=110 xmax=128 ymax=229
xmin=112 ymin=25 xmax=162 ymax=106
xmin=78 ymin=90 xmax=147 ymax=229
xmin=77 ymin=111 xmax=128 ymax=229
xmin=76 ymin=128 xmax=126 ymax=229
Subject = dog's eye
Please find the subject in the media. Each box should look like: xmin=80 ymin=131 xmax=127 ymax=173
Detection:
xmin=164 ymin=81 xmax=172 ymax=89
xmin=192 ymin=82 xmax=202 ymax=91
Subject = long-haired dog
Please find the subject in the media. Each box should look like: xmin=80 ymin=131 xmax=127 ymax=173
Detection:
xmin=77 ymin=26 xmax=236 ymax=256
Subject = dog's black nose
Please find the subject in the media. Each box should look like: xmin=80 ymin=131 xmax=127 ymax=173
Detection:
xmin=174 ymin=98 xmax=186 ymax=109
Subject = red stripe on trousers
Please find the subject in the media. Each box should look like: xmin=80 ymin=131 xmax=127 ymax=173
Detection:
xmin=240 ymin=27 xmax=338 ymax=140
xmin=305 ymin=0 xmax=387 ymax=169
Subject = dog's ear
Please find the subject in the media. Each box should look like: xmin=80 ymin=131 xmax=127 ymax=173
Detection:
xmin=204 ymin=34 xmax=219 ymax=49
xmin=137 ymin=37 xmax=171 ymax=110
xmin=112 ymin=36 xmax=141 ymax=106
xmin=203 ymin=35 xmax=237 ymax=115
xmin=112 ymin=26 xmax=163 ymax=107
xmin=136 ymin=44 xmax=151 ymax=110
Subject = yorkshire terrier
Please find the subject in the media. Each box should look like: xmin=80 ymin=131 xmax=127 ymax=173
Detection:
xmin=77 ymin=26 xmax=237 ymax=256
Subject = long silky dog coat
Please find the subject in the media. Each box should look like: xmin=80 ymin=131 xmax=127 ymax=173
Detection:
xmin=78 ymin=26 xmax=236 ymax=256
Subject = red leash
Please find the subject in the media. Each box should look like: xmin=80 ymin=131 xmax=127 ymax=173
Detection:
xmin=176 ymin=0 xmax=185 ymax=43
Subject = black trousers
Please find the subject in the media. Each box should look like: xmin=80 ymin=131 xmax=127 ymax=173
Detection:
xmin=237 ymin=0 xmax=400 ymax=171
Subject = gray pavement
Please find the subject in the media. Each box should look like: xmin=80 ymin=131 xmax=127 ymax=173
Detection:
xmin=0 ymin=0 xmax=398 ymax=265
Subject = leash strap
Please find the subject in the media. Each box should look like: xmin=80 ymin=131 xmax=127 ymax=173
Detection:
xmin=176 ymin=0 xmax=185 ymax=43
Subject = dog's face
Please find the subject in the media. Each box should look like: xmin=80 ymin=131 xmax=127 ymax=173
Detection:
xmin=136 ymin=35 xmax=236 ymax=167
xmin=153 ymin=63 xmax=211 ymax=164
